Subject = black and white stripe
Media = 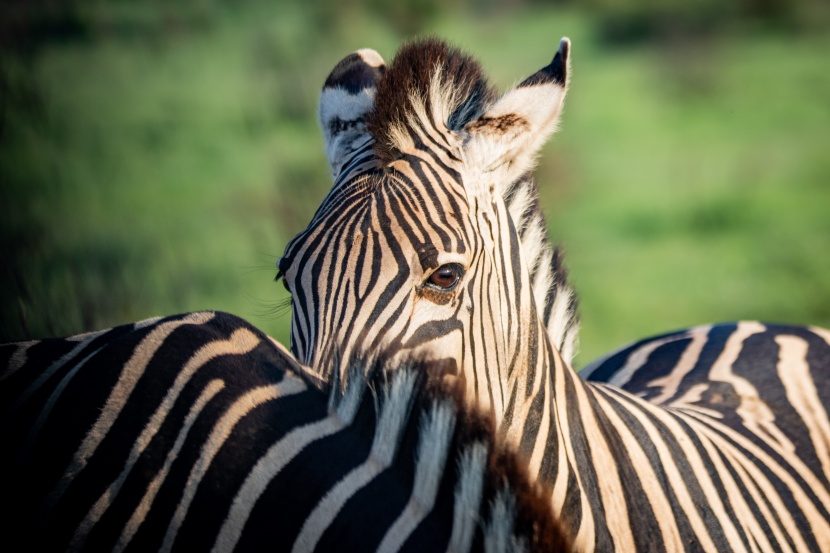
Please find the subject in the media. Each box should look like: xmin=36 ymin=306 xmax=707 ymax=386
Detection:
xmin=278 ymin=37 xmax=830 ymax=551
xmin=0 ymin=311 xmax=567 ymax=552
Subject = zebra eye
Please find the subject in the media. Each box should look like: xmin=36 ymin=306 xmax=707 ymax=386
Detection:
xmin=427 ymin=264 xmax=464 ymax=291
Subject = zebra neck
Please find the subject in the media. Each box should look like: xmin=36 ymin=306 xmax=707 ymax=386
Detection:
xmin=504 ymin=316 xmax=629 ymax=549
xmin=527 ymin=325 xmax=706 ymax=551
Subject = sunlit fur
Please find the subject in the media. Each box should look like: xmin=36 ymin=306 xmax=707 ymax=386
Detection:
xmin=284 ymin=39 xmax=577 ymax=424
xmin=0 ymin=312 xmax=567 ymax=552
xmin=284 ymin=38 xmax=830 ymax=551
xmin=310 ymin=40 xmax=579 ymax=368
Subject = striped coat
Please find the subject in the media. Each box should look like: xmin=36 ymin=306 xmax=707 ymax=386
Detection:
xmin=278 ymin=36 xmax=830 ymax=551
xmin=0 ymin=311 xmax=566 ymax=552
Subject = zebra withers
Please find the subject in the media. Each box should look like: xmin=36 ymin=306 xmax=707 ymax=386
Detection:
xmin=0 ymin=311 xmax=567 ymax=552
xmin=279 ymin=37 xmax=830 ymax=550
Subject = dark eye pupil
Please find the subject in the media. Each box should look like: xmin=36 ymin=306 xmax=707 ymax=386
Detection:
xmin=429 ymin=264 xmax=461 ymax=290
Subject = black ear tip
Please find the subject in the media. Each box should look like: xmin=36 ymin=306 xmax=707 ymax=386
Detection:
xmin=558 ymin=37 xmax=571 ymax=62
xmin=545 ymin=37 xmax=570 ymax=86
xmin=323 ymin=49 xmax=386 ymax=94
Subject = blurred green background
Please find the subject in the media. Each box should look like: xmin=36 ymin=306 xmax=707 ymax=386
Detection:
xmin=2 ymin=0 xmax=829 ymax=367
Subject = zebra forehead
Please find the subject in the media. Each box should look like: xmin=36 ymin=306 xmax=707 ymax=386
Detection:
xmin=367 ymin=37 xmax=497 ymax=164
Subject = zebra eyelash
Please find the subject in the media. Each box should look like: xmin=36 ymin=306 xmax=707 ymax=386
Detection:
xmin=275 ymin=270 xmax=291 ymax=293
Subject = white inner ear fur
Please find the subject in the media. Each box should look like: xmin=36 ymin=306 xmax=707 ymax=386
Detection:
xmin=318 ymin=86 xmax=376 ymax=177
xmin=462 ymin=82 xmax=567 ymax=194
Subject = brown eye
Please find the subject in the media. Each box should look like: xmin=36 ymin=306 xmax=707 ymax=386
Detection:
xmin=427 ymin=264 xmax=464 ymax=291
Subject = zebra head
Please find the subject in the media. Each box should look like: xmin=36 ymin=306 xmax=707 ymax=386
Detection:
xmin=279 ymin=38 xmax=571 ymax=427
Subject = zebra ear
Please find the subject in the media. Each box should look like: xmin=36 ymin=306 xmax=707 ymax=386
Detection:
xmin=318 ymin=48 xmax=386 ymax=180
xmin=462 ymin=38 xmax=570 ymax=190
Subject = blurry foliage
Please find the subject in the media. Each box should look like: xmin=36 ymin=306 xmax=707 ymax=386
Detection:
xmin=1 ymin=0 xmax=829 ymax=363
xmin=3 ymin=0 xmax=828 ymax=56
xmin=586 ymin=0 xmax=830 ymax=44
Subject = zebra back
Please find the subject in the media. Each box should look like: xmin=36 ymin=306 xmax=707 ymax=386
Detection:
xmin=0 ymin=311 xmax=567 ymax=552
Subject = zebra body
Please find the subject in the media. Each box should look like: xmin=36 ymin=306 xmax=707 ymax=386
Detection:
xmin=577 ymin=322 xmax=830 ymax=551
xmin=0 ymin=311 xmax=565 ymax=552
xmin=279 ymin=37 xmax=830 ymax=551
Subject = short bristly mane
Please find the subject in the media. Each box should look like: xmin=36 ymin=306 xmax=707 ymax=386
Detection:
xmin=367 ymin=38 xmax=497 ymax=163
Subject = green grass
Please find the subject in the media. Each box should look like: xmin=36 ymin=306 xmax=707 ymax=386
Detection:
xmin=2 ymin=3 xmax=829 ymax=367
xmin=548 ymin=32 xmax=830 ymax=365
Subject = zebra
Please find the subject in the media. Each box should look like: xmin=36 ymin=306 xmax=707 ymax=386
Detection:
xmin=284 ymin=37 xmax=580 ymax=375
xmin=278 ymin=37 xmax=830 ymax=551
xmin=0 ymin=310 xmax=568 ymax=552
xmin=582 ymin=321 xmax=830 ymax=400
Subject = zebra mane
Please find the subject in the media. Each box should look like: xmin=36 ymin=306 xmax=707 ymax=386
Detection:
xmin=367 ymin=37 xmax=497 ymax=164
xmin=505 ymin=174 xmax=580 ymax=365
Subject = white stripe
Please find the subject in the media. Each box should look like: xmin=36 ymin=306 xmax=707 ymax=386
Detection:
xmin=590 ymin=388 xmax=684 ymax=551
xmin=291 ymin=371 xmax=415 ymax=553
xmin=70 ymin=324 xmax=258 ymax=548
xmin=211 ymin=415 xmax=347 ymax=553
xmin=114 ymin=379 xmax=225 ymax=553
xmin=573 ymin=385 xmax=636 ymax=552
xmin=291 ymin=457 xmax=386 ymax=553
xmin=684 ymin=410 xmax=830 ymax=550
xmin=526 ymin=360 xmax=551 ymax=477
xmin=133 ymin=315 xmax=164 ymax=330
xmin=809 ymin=325 xmax=830 ymax=348
xmin=2 ymin=340 xmax=37 ymax=381
xmin=691 ymin=424 xmax=771 ymax=552
xmin=647 ymin=325 xmax=711 ymax=404
xmin=551 ymin=354 xmax=596 ymax=549
xmin=3 ymin=328 xmax=108 ymax=414
xmin=689 ymin=418 xmax=808 ymax=552
xmin=548 ymin=427 xmax=570 ymax=515
xmin=668 ymin=382 xmax=723 ymax=418
xmin=507 ymin=347 xmax=547 ymax=458
xmin=159 ymin=378 xmax=306 ymax=553
xmin=41 ymin=312 xmax=215 ymax=518
xmin=776 ymin=335 xmax=830 ymax=483
xmin=607 ymin=389 xmax=732 ymax=552
xmin=17 ymin=345 xmax=105 ymax=469
xmin=708 ymin=322 xmax=793 ymax=448
xmin=607 ymin=335 xmax=680 ymax=388
xmin=446 ymin=443 xmax=487 ymax=553
xmin=377 ymin=402 xmax=456 ymax=553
